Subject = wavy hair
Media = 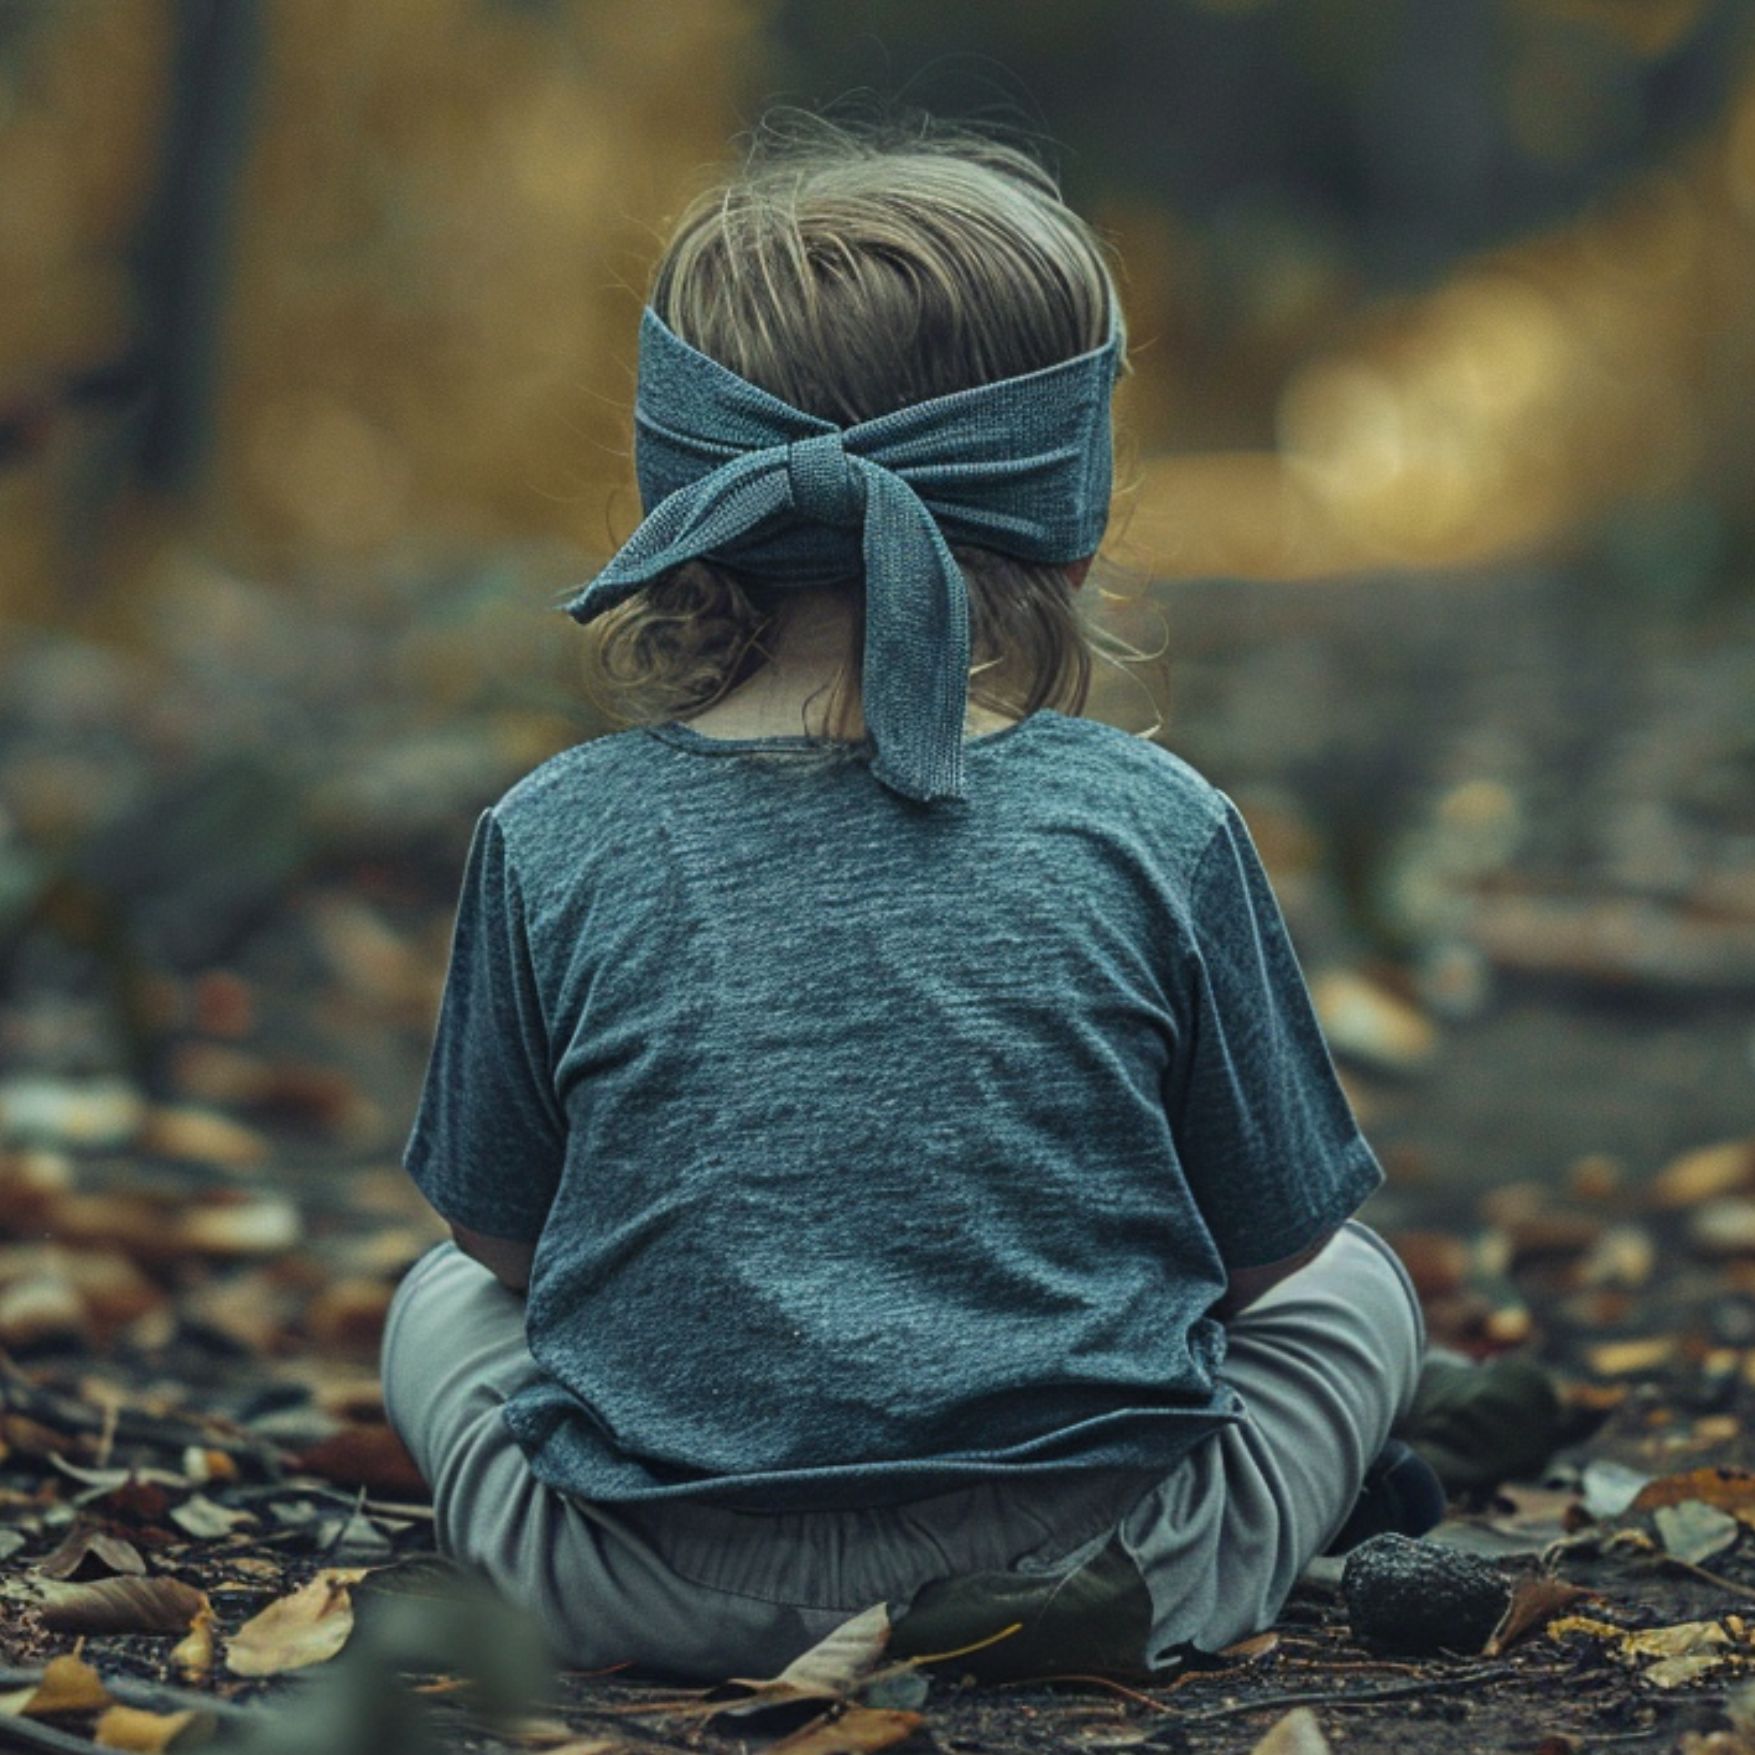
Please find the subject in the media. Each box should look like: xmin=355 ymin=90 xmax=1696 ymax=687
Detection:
xmin=578 ymin=105 xmax=1151 ymax=741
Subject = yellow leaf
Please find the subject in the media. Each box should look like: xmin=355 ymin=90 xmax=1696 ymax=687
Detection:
xmin=1546 ymin=1616 xmax=1627 ymax=1643
xmin=1585 ymin=1336 xmax=1677 ymax=1376
xmin=93 ymin=1703 xmax=214 ymax=1750
xmin=1650 ymin=1139 xmax=1755 ymax=1208
xmin=1626 ymin=1621 xmax=1733 ymax=1660
xmin=0 ymin=1652 xmax=114 ymax=1717
xmin=1646 ymin=1652 xmax=1731 ymax=1690
xmin=172 ymin=1602 xmax=217 ymax=1680
xmin=224 ymin=1567 xmax=368 ymax=1677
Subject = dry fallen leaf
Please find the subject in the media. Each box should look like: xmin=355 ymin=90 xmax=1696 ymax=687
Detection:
xmin=137 ymin=1103 xmax=270 ymax=1171
xmin=0 ymin=1653 xmax=114 ymax=1718
xmin=172 ymin=1601 xmax=217 ymax=1680
xmin=225 ymin=1567 xmax=369 ymax=1676
xmin=36 ymin=1525 xmax=147 ymax=1581
xmin=1649 ymin=1139 xmax=1755 ymax=1209
xmin=1585 ymin=1336 xmax=1678 ymax=1376
xmin=169 ymin=1493 xmax=258 ymax=1539
xmin=93 ymin=1703 xmax=215 ymax=1750
xmin=178 ymin=1196 xmax=302 ymax=1258
xmin=1547 ymin=1615 xmax=1631 ymax=1643
xmin=768 ymin=1705 xmax=928 ymax=1755
xmin=38 ymin=1575 xmax=209 ymax=1635
xmin=1249 ymin=1707 xmax=1334 ymax=1755
xmin=719 ymin=1603 xmax=893 ymax=1715
xmin=294 ymin=1423 xmax=425 ymax=1496
xmin=1484 ymin=1575 xmax=1598 ymax=1656
xmin=1625 ymin=1620 xmax=1734 ymax=1660
xmin=1647 ymin=1652 xmax=1732 ymax=1689
xmin=1655 ymin=1500 xmax=1743 ymax=1564
xmin=1635 ymin=1468 xmax=1755 ymax=1519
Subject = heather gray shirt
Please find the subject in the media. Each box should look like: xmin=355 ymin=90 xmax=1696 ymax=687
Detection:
xmin=402 ymin=708 xmax=1384 ymax=1513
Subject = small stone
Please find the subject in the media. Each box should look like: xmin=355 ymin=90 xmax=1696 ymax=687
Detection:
xmin=1341 ymin=1532 xmax=1510 ymax=1655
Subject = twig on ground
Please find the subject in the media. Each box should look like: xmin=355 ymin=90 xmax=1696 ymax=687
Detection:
xmin=1176 ymin=1662 xmax=1509 ymax=1724
xmin=1650 ymin=1553 xmax=1755 ymax=1603
xmin=988 ymin=1673 xmax=1177 ymax=1711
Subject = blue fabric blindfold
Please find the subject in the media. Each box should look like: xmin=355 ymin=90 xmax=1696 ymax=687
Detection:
xmin=558 ymin=303 xmax=1124 ymax=805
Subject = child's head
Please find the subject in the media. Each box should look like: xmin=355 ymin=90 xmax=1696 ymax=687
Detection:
xmin=584 ymin=108 xmax=1131 ymax=740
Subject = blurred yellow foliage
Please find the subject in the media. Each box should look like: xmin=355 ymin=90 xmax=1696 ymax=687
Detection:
xmin=1 ymin=0 xmax=1752 ymax=622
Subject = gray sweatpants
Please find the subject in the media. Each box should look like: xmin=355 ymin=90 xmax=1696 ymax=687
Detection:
xmin=380 ymin=1219 xmax=1425 ymax=1681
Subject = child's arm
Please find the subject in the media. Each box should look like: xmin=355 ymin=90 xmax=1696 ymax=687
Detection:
xmin=1211 ymin=1228 xmax=1335 ymax=1322
xmin=402 ymin=808 xmax=568 ymax=1274
xmin=1167 ymin=793 xmax=1384 ymax=1297
xmin=449 ymin=1221 xmax=538 ymax=1294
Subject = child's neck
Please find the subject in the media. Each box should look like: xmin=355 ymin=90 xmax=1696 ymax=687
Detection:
xmin=676 ymin=588 xmax=1021 ymax=742
xmin=677 ymin=676 xmax=1022 ymax=743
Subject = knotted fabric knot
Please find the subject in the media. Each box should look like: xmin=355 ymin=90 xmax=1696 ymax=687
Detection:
xmin=557 ymin=302 xmax=1123 ymax=806
xmin=786 ymin=433 xmax=867 ymax=529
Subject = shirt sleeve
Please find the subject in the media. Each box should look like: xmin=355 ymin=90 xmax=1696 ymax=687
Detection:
xmin=402 ymin=807 xmax=567 ymax=1242
xmin=1166 ymin=793 xmax=1385 ymax=1272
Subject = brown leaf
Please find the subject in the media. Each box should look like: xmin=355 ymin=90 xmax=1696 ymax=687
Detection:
xmin=36 ymin=1525 xmax=147 ymax=1582
xmin=1634 ymin=1467 xmax=1755 ymax=1516
xmin=224 ymin=1567 xmax=368 ymax=1676
xmin=38 ymin=1575 xmax=208 ymax=1635
xmin=769 ymin=1706 xmax=927 ymax=1755
xmin=295 ymin=1423 xmax=425 ymax=1496
xmin=1216 ymin=1630 xmax=1281 ymax=1664
xmin=93 ymin=1704 xmax=215 ymax=1750
xmin=0 ymin=1653 xmax=114 ymax=1717
xmin=1483 ymin=1575 xmax=1599 ymax=1655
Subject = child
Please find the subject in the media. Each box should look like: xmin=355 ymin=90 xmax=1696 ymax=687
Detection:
xmin=381 ymin=110 xmax=1443 ymax=1684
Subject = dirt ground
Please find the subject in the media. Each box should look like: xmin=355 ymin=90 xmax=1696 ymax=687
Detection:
xmin=2 ymin=554 xmax=1753 ymax=1753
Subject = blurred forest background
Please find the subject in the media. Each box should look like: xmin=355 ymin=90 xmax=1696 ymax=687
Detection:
xmin=2 ymin=0 xmax=1754 ymax=1229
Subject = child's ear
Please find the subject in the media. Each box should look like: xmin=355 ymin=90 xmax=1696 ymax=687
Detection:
xmin=1066 ymin=555 xmax=1094 ymax=590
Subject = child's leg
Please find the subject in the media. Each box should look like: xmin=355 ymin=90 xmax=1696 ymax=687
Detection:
xmin=1115 ymin=1218 xmax=1427 ymax=1666
xmin=379 ymin=1242 xmax=827 ymax=1678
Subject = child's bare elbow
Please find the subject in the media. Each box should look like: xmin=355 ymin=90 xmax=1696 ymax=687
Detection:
xmin=1214 ymin=1228 xmax=1336 ymax=1322
xmin=449 ymin=1222 xmax=535 ymax=1294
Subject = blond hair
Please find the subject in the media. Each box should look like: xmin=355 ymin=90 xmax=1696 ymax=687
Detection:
xmin=581 ymin=107 xmax=1141 ymax=740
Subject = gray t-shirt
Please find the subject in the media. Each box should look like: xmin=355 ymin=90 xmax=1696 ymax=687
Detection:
xmin=402 ymin=707 xmax=1384 ymax=1513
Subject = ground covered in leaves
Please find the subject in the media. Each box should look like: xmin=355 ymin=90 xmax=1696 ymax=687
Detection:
xmin=2 ymin=557 xmax=1754 ymax=1753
